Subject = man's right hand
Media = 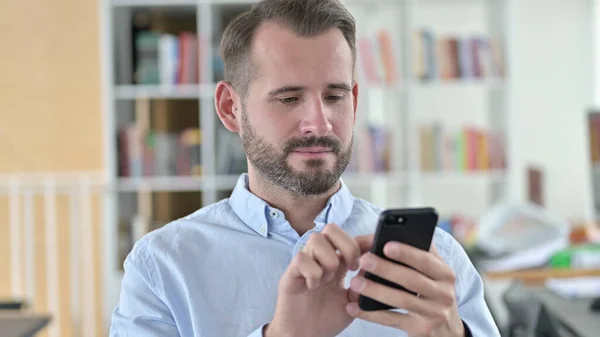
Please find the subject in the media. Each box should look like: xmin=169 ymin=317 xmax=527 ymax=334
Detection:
xmin=265 ymin=224 xmax=369 ymax=337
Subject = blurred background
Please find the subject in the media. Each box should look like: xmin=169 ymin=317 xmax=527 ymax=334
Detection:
xmin=1 ymin=0 xmax=600 ymax=336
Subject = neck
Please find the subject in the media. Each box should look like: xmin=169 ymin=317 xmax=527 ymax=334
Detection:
xmin=247 ymin=167 xmax=340 ymax=236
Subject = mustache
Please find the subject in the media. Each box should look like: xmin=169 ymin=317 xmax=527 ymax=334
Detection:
xmin=283 ymin=136 xmax=342 ymax=154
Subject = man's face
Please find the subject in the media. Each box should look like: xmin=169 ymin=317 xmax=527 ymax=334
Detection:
xmin=240 ymin=22 xmax=357 ymax=196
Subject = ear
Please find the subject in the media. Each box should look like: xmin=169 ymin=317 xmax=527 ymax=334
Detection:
xmin=214 ymin=81 xmax=242 ymax=133
xmin=351 ymin=80 xmax=359 ymax=125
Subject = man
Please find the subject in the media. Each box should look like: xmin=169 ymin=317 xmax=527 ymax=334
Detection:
xmin=110 ymin=0 xmax=500 ymax=336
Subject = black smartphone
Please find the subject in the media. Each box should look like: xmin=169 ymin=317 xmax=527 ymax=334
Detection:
xmin=358 ymin=207 xmax=438 ymax=311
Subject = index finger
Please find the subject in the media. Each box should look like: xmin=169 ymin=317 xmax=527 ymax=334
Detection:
xmin=384 ymin=242 xmax=454 ymax=281
xmin=321 ymin=224 xmax=361 ymax=271
xmin=354 ymin=234 xmax=374 ymax=255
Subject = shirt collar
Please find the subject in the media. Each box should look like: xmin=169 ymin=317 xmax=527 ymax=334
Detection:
xmin=228 ymin=173 xmax=354 ymax=237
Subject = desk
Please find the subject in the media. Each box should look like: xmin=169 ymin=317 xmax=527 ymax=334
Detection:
xmin=480 ymin=268 xmax=600 ymax=335
xmin=485 ymin=268 xmax=600 ymax=285
xmin=528 ymin=287 xmax=600 ymax=337
xmin=0 ymin=311 xmax=51 ymax=337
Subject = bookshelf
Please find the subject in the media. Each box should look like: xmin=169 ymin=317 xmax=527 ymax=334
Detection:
xmin=100 ymin=0 xmax=512 ymax=322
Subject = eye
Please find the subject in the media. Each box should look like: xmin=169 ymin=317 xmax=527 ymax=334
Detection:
xmin=279 ymin=97 xmax=298 ymax=104
xmin=326 ymin=95 xmax=345 ymax=102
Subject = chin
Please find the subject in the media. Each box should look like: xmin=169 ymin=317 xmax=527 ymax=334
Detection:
xmin=289 ymin=157 xmax=331 ymax=168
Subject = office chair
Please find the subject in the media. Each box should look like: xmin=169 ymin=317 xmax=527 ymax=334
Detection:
xmin=502 ymin=281 xmax=581 ymax=337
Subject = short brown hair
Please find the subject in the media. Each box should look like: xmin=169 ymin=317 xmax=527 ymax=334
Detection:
xmin=220 ymin=0 xmax=356 ymax=97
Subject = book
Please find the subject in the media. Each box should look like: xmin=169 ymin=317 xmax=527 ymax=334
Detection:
xmin=357 ymin=29 xmax=400 ymax=85
xmin=131 ymin=9 xmax=200 ymax=85
xmin=357 ymin=37 xmax=381 ymax=84
xmin=413 ymin=29 xmax=505 ymax=81
xmin=117 ymin=127 xmax=203 ymax=177
xmin=135 ymin=31 xmax=161 ymax=84
xmin=418 ymin=123 xmax=506 ymax=172
xmin=377 ymin=30 xmax=398 ymax=85
xmin=346 ymin=124 xmax=391 ymax=173
xmin=588 ymin=111 xmax=600 ymax=164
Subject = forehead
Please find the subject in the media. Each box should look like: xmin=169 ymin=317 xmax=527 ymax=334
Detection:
xmin=249 ymin=21 xmax=353 ymax=86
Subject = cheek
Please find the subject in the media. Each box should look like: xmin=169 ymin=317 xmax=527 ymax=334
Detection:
xmin=331 ymin=112 xmax=354 ymax=141
xmin=246 ymin=103 xmax=295 ymax=143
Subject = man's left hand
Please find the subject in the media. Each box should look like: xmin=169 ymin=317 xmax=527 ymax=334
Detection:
xmin=346 ymin=236 xmax=465 ymax=337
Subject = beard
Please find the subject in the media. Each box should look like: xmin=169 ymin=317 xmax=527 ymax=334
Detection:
xmin=240 ymin=109 xmax=353 ymax=196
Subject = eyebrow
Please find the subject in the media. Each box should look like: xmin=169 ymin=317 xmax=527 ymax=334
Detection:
xmin=327 ymin=83 xmax=352 ymax=92
xmin=267 ymin=83 xmax=352 ymax=96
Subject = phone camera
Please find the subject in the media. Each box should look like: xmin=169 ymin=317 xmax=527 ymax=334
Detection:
xmin=387 ymin=216 xmax=405 ymax=225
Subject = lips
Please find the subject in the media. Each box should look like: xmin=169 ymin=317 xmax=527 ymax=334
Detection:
xmin=292 ymin=147 xmax=333 ymax=153
xmin=283 ymin=136 xmax=341 ymax=155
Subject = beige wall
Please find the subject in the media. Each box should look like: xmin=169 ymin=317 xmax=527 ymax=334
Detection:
xmin=0 ymin=0 xmax=103 ymax=172
xmin=0 ymin=0 xmax=104 ymax=336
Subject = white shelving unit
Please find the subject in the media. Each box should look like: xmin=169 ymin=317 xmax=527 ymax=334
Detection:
xmin=100 ymin=0 xmax=513 ymax=325
xmin=113 ymin=83 xmax=214 ymax=99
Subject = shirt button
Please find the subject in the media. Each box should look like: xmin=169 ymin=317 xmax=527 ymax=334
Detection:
xmin=299 ymin=243 xmax=306 ymax=251
xmin=270 ymin=210 xmax=278 ymax=218
xmin=259 ymin=224 xmax=267 ymax=234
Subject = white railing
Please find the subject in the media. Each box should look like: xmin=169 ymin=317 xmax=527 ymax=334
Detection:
xmin=0 ymin=172 xmax=107 ymax=337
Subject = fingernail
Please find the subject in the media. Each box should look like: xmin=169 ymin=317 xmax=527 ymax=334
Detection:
xmin=352 ymin=259 xmax=360 ymax=271
xmin=351 ymin=276 xmax=365 ymax=292
xmin=346 ymin=302 xmax=359 ymax=316
xmin=360 ymin=255 xmax=376 ymax=271
xmin=385 ymin=242 xmax=401 ymax=258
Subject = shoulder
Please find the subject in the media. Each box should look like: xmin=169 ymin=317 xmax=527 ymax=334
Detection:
xmin=122 ymin=199 xmax=245 ymax=287
xmin=126 ymin=198 xmax=249 ymax=268
xmin=349 ymin=197 xmax=384 ymax=221
xmin=142 ymin=198 xmax=249 ymax=247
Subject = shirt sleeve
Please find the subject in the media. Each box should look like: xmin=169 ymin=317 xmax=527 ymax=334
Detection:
xmin=109 ymin=240 xmax=180 ymax=337
xmin=448 ymin=236 xmax=501 ymax=337
xmin=463 ymin=319 xmax=474 ymax=337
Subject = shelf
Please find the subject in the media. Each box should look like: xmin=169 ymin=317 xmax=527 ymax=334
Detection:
xmin=410 ymin=78 xmax=505 ymax=90
xmin=111 ymin=80 xmax=502 ymax=100
xmin=113 ymin=84 xmax=215 ymax=100
xmin=111 ymin=0 xmax=262 ymax=6
xmin=115 ymin=171 xmax=505 ymax=192
xmin=342 ymin=172 xmax=408 ymax=186
xmin=116 ymin=175 xmax=240 ymax=192
xmin=111 ymin=79 xmax=503 ymax=100
xmin=361 ymin=83 xmax=406 ymax=93
xmin=208 ymin=0 xmax=261 ymax=4
xmin=484 ymin=268 xmax=600 ymax=286
xmin=117 ymin=176 xmax=206 ymax=192
xmin=111 ymin=0 xmax=493 ymax=7
xmin=410 ymin=0 xmax=496 ymax=3
xmin=111 ymin=0 xmax=198 ymax=7
xmin=421 ymin=169 xmax=507 ymax=183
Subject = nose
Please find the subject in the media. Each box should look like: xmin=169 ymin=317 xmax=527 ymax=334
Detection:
xmin=299 ymin=97 xmax=333 ymax=137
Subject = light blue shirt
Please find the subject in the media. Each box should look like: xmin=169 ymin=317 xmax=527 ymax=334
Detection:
xmin=110 ymin=174 xmax=500 ymax=337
